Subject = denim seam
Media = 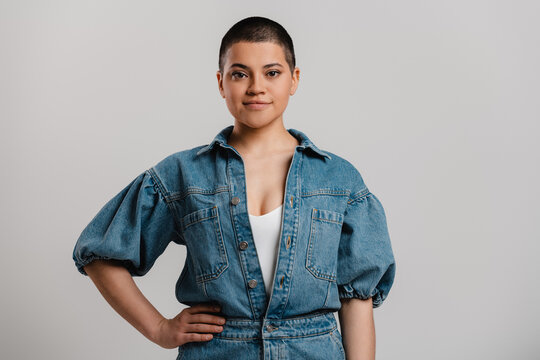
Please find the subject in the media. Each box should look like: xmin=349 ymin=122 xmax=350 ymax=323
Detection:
xmin=329 ymin=329 xmax=346 ymax=359
xmin=322 ymin=281 xmax=331 ymax=308
xmin=266 ymin=325 xmax=337 ymax=340
xmin=184 ymin=206 xmax=229 ymax=284
xmin=181 ymin=206 xmax=218 ymax=229
xmin=278 ymin=152 xmax=304 ymax=317
xmin=147 ymin=168 xmax=169 ymax=199
xmin=347 ymin=188 xmax=371 ymax=204
xmin=225 ymin=150 xmax=257 ymax=319
xmin=225 ymin=310 xmax=333 ymax=324
xmin=168 ymin=186 xmax=229 ymax=203
xmin=306 ymin=208 xmax=339 ymax=282
xmin=301 ymin=189 xmax=350 ymax=197
xmin=313 ymin=217 xmax=344 ymax=226
xmin=214 ymin=325 xmax=337 ymax=341
xmin=147 ymin=167 xmax=185 ymax=244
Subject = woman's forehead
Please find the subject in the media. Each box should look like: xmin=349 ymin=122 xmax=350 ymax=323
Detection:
xmin=224 ymin=41 xmax=286 ymax=68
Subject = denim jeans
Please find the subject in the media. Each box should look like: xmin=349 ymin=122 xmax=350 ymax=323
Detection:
xmin=176 ymin=311 xmax=345 ymax=359
xmin=73 ymin=125 xmax=396 ymax=359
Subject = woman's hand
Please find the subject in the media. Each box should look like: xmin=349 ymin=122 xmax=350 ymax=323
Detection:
xmin=153 ymin=303 xmax=226 ymax=349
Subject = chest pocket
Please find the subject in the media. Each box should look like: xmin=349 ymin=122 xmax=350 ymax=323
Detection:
xmin=180 ymin=205 xmax=229 ymax=283
xmin=306 ymin=208 xmax=344 ymax=282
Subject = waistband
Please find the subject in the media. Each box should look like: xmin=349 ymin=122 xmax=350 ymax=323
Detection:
xmin=213 ymin=311 xmax=338 ymax=340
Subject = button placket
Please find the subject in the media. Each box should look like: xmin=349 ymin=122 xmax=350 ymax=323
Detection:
xmin=285 ymin=196 xmax=293 ymax=251
xmin=231 ymin=195 xmax=259 ymax=292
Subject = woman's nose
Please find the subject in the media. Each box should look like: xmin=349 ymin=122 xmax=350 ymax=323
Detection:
xmin=247 ymin=73 xmax=265 ymax=94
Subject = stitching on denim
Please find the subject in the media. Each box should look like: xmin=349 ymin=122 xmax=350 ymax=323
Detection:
xmin=168 ymin=186 xmax=229 ymax=202
xmin=225 ymin=151 xmax=258 ymax=319
xmin=214 ymin=325 xmax=337 ymax=341
xmin=277 ymin=152 xmax=304 ymax=318
xmin=147 ymin=168 xmax=169 ymax=199
xmin=312 ymin=208 xmax=344 ymax=224
xmin=224 ymin=310 xmax=334 ymax=324
xmin=208 ymin=205 xmax=229 ymax=282
xmin=322 ymin=281 xmax=331 ymax=308
xmin=147 ymin=168 xmax=185 ymax=245
xmin=329 ymin=329 xmax=346 ymax=359
xmin=266 ymin=325 xmax=337 ymax=340
xmin=210 ymin=335 xmax=262 ymax=341
xmin=181 ymin=209 xmax=217 ymax=230
xmin=313 ymin=217 xmax=343 ymax=226
xmin=180 ymin=206 xmax=229 ymax=283
xmin=301 ymin=189 xmax=350 ymax=197
xmin=347 ymin=188 xmax=371 ymax=204
xmin=306 ymin=208 xmax=339 ymax=281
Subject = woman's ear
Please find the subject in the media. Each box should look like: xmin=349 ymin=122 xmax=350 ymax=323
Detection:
xmin=290 ymin=67 xmax=300 ymax=96
xmin=216 ymin=70 xmax=225 ymax=98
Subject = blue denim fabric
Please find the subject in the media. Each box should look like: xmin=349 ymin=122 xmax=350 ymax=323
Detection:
xmin=72 ymin=124 xmax=396 ymax=359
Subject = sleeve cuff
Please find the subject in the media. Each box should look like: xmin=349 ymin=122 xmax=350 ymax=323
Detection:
xmin=74 ymin=255 xmax=127 ymax=276
xmin=338 ymin=283 xmax=386 ymax=308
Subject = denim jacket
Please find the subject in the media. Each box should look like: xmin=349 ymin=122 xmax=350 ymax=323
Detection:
xmin=72 ymin=125 xmax=396 ymax=322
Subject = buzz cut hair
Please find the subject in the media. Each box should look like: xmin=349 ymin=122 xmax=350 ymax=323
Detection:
xmin=218 ymin=16 xmax=296 ymax=76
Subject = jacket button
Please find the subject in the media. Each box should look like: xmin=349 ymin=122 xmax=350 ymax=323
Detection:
xmin=248 ymin=279 xmax=257 ymax=288
xmin=266 ymin=324 xmax=277 ymax=332
xmin=239 ymin=241 xmax=248 ymax=250
xmin=231 ymin=196 xmax=240 ymax=205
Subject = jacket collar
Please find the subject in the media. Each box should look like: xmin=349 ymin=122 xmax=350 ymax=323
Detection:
xmin=195 ymin=125 xmax=332 ymax=159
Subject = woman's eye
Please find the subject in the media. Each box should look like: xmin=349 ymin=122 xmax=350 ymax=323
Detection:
xmin=232 ymin=72 xmax=246 ymax=79
xmin=231 ymin=71 xmax=280 ymax=79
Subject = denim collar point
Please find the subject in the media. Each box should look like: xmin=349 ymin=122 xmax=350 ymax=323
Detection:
xmin=195 ymin=125 xmax=331 ymax=160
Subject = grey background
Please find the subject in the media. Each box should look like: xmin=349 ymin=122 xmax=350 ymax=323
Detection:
xmin=1 ymin=0 xmax=539 ymax=359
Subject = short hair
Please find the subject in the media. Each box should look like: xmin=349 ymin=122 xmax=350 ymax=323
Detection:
xmin=218 ymin=16 xmax=296 ymax=75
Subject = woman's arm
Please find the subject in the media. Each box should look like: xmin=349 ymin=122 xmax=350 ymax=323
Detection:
xmin=83 ymin=259 xmax=166 ymax=343
xmin=338 ymin=297 xmax=376 ymax=360
xmin=83 ymin=259 xmax=227 ymax=349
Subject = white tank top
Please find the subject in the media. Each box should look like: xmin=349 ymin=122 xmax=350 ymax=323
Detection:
xmin=248 ymin=204 xmax=283 ymax=298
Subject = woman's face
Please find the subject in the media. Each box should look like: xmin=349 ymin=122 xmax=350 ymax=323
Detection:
xmin=217 ymin=41 xmax=300 ymax=128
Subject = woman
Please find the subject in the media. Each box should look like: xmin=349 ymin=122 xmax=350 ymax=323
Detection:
xmin=73 ymin=16 xmax=396 ymax=359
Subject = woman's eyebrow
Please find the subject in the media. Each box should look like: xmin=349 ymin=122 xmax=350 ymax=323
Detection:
xmin=230 ymin=62 xmax=284 ymax=70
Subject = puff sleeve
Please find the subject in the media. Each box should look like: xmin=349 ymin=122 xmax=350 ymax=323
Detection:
xmin=72 ymin=169 xmax=181 ymax=277
xmin=337 ymin=187 xmax=396 ymax=308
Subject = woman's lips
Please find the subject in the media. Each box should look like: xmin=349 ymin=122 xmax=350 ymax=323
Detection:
xmin=244 ymin=102 xmax=271 ymax=110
